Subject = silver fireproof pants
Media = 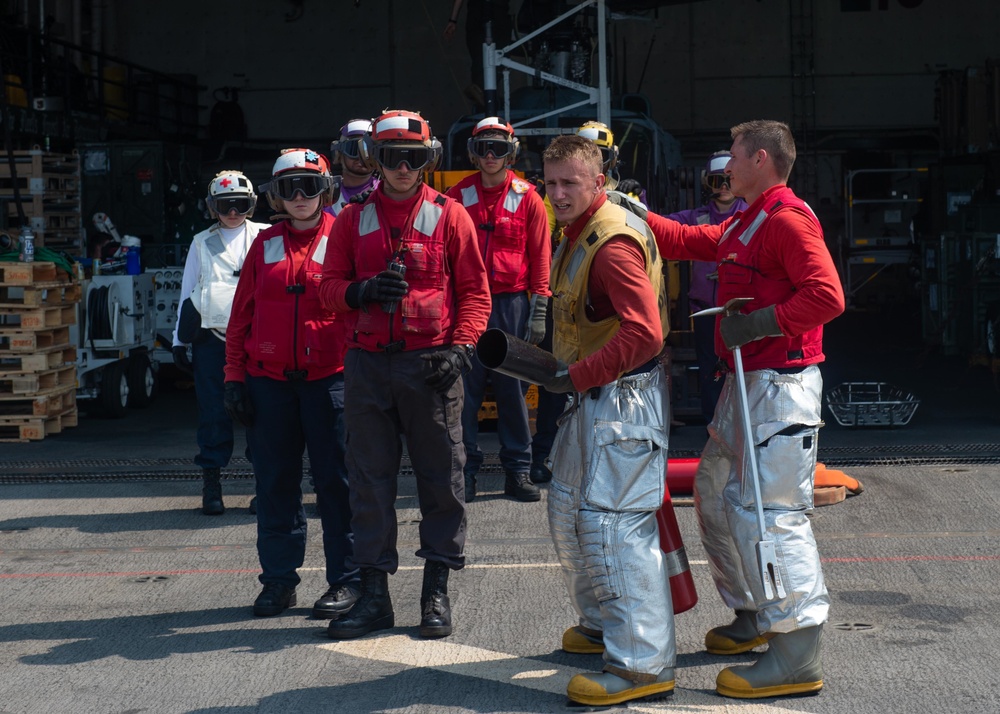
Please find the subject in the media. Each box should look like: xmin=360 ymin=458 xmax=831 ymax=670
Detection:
xmin=694 ymin=364 xmax=830 ymax=633
xmin=547 ymin=365 xmax=675 ymax=680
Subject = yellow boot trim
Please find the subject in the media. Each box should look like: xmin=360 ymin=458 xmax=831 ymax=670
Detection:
xmin=705 ymin=629 xmax=775 ymax=655
xmin=561 ymin=626 xmax=605 ymax=654
xmin=716 ymin=667 xmax=823 ymax=699
xmin=567 ymin=674 xmax=675 ymax=706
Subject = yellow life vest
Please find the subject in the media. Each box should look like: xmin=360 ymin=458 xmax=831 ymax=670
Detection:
xmin=550 ymin=199 xmax=669 ymax=368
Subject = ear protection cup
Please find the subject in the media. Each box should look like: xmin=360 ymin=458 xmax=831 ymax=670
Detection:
xmin=323 ymin=175 xmax=342 ymax=208
xmin=426 ymin=138 xmax=443 ymax=174
xmin=358 ymin=135 xmax=379 ymax=172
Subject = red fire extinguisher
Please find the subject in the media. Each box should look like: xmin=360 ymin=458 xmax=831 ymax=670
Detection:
xmin=656 ymin=483 xmax=698 ymax=614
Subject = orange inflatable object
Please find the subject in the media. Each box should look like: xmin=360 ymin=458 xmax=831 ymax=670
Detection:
xmin=656 ymin=488 xmax=698 ymax=614
xmin=814 ymin=462 xmax=865 ymax=495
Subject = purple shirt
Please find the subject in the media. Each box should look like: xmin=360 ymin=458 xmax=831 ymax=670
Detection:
xmin=666 ymin=198 xmax=747 ymax=308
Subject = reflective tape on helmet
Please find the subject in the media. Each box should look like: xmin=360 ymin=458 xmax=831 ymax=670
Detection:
xmin=341 ymin=119 xmax=372 ymax=139
xmin=707 ymin=153 xmax=732 ymax=175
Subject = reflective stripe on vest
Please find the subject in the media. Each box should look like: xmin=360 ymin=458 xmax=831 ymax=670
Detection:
xmin=356 ymin=199 xmax=445 ymax=239
xmin=460 ymin=185 xmax=479 ymax=207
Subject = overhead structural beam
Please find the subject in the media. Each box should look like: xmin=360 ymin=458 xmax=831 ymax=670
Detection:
xmin=482 ymin=0 xmax=610 ymax=135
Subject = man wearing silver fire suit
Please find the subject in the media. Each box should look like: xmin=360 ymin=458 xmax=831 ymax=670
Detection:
xmin=648 ymin=120 xmax=845 ymax=699
xmin=538 ymin=134 xmax=675 ymax=708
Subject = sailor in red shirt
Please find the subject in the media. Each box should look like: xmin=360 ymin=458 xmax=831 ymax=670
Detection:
xmin=647 ymin=120 xmax=845 ymax=700
xmin=537 ymin=135 xmax=676 ymax=707
xmin=447 ymin=117 xmax=550 ymax=504
xmin=224 ymin=149 xmax=357 ymax=622
xmin=319 ymin=110 xmax=490 ymax=642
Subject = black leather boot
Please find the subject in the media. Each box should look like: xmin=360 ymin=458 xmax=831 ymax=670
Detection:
xmin=419 ymin=560 xmax=452 ymax=638
xmin=326 ymin=568 xmax=394 ymax=639
xmin=202 ymin=468 xmax=224 ymax=515
xmin=464 ymin=473 xmax=477 ymax=503
xmin=504 ymin=470 xmax=541 ymax=502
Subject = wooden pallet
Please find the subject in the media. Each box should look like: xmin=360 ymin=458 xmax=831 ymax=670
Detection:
xmin=0 ymin=262 xmax=60 ymax=286
xmin=0 ymin=345 xmax=76 ymax=372
xmin=0 ymin=325 xmax=71 ymax=352
xmin=0 ymin=175 xmax=79 ymax=195
xmin=0 ymin=364 xmax=75 ymax=396
xmin=0 ymin=383 xmax=76 ymax=418
xmin=0 ymin=304 xmax=76 ymax=329
xmin=0 ymin=151 xmax=79 ymax=177
xmin=0 ymin=405 xmax=78 ymax=442
xmin=0 ymin=192 xmax=80 ymax=215
xmin=24 ymin=211 xmax=83 ymax=232
xmin=0 ymin=282 xmax=81 ymax=308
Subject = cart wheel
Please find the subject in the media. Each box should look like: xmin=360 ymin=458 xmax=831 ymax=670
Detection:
xmin=127 ymin=353 xmax=157 ymax=408
xmin=100 ymin=360 xmax=129 ymax=418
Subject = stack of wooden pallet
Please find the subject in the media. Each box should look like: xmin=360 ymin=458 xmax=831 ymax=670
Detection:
xmin=0 ymin=150 xmax=84 ymax=254
xmin=0 ymin=261 xmax=80 ymax=442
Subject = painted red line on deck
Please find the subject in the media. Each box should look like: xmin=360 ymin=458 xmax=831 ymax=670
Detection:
xmin=0 ymin=568 xmax=260 ymax=579
xmin=824 ymin=554 xmax=1000 ymax=563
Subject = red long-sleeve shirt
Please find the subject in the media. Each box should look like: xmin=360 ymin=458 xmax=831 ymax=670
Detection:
xmin=646 ymin=185 xmax=844 ymax=340
xmin=563 ymin=194 xmax=663 ymax=392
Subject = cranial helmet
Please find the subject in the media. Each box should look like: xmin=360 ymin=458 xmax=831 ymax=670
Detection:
xmin=206 ymin=170 xmax=257 ymax=219
xmin=702 ymin=150 xmax=733 ymax=192
xmin=359 ymin=109 xmax=441 ymax=174
xmin=331 ymin=119 xmax=373 ymax=165
xmin=467 ymin=116 xmax=520 ymax=167
xmin=264 ymin=148 xmax=339 ymax=212
xmin=577 ymin=121 xmax=618 ymax=174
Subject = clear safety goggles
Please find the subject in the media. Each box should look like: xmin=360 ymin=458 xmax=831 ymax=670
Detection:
xmin=374 ymin=144 xmax=434 ymax=171
xmin=470 ymin=138 xmax=513 ymax=159
xmin=209 ymin=194 xmax=255 ymax=216
xmin=706 ymin=173 xmax=730 ymax=191
xmin=269 ymin=174 xmax=333 ymax=201
xmin=331 ymin=137 xmax=363 ymax=160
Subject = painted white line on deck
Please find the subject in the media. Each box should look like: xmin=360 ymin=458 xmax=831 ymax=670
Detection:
xmin=299 ymin=560 xmax=709 ymax=573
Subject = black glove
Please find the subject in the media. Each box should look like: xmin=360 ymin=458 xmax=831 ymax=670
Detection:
xmin=224 ymin=381 xmax=255 ymax=427
xmin=345 ymin=270 xmax=409 ymax=309
xmin=421 ymin=345 xmax=472 ymax=394
xmin=617 ymin=178 xmax=643 ymax=197
xmin=541 ymin=360 xmax=575 ymax=394
xmin=172 ymin=345 xmax=193 ymax=375
xmin=523 ymin=294 xmax=548 ymax=345
xmin=349 ymin=188 xmax=374 ymax=204
xmin=719 ymin=305 xmax=782 ymax=350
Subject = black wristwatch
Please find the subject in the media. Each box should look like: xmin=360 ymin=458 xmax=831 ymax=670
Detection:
xmin=461 ymin=344 xmax=475 ymax=359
